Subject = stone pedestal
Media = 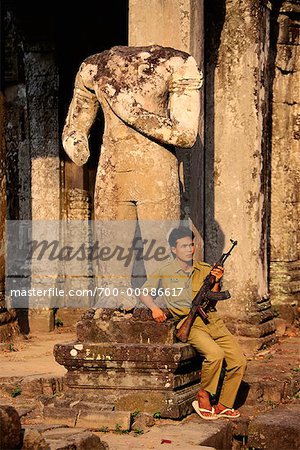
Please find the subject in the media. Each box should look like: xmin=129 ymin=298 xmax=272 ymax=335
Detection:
xmin=51 ymin=309 xmax=202 ymax=420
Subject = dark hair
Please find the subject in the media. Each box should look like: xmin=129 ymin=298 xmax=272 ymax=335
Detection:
xmin=168 ymin=226 xmax=194 ymax=247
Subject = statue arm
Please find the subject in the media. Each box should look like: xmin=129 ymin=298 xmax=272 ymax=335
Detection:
xmin=104 ymin=56 xmax=202 ymax=148
xmin=62 ymin=65 xmax=99 ymax=166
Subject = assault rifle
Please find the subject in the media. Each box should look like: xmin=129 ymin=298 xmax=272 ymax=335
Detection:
xmin=175 ymin=239 xmax=237 ymax=343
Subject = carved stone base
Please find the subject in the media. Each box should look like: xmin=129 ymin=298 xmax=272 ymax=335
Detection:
xmin=53 ymin=310 xmax=203 ymax=419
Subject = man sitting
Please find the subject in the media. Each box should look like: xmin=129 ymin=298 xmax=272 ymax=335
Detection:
xmin=139 ymin=226 xmax=247 ymax=420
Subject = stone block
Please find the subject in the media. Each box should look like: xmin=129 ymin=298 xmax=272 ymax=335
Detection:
xmin=0 ymin=405 xmax=21 ymax=449
xmin=54 ymin=342 xmax=198 ymax=370
xmin=76 ymin=411 xmax=130 ymax=431
xmin=76 ymin=316 xmax=177 ymax=344
xmin=42 ymin=427 xmax=108 ymax=449
xmin=55 ymin=308 xmax=87 ymax=329
xmin=274 ymin=317 xmax=287 ymax=336
xmin=237 ymin=335 xmax=277 ymax=357
xmin=29 ymin=309 xmax=55 ymax=333
xmin=54 ymin=341 xmax=201 ymax=392
xmin=0 ymin=321 xmax=20 ymax=342
xmin=43 ymin=406 xmax=130 ymax=431
xmin=67 ymin=383 xmax=200 ymax=419
xmin=43 ymin=407 xmax=77 ymax=427
xmin=131 ymin=412 xmax=155 ymax=432
xmin=248 ymin=404 xmax=300 ymax=450
xmin=65 ymin=366 xmax=200 ymax=391
xmin=22 ymin=428 xmax=49 ymax=450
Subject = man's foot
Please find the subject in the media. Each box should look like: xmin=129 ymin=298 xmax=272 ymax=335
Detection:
xmin=192 ymin=401 xmax=218 ymax=420
xmin=214 ymin=403 xmax=240 ymax=419
xmin=193 ymin=389 xmax=217 ymax=420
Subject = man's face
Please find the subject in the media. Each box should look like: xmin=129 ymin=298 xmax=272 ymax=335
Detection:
xmin=171 ymin=236 xmax=195 ymax=263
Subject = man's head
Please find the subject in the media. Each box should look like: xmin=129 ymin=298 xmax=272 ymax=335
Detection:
xmin=168 ymin=226 xmax=195 ymax=263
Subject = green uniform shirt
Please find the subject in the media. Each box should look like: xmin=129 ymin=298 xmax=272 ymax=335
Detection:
xmin=142 ymin=258 xmax=211 ymax=319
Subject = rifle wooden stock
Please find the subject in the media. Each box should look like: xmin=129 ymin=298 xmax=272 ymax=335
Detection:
xmin=175 ymin=280 xmax=213 ymax=343
xmin=176 ymin=305 xmax=208 ymax=343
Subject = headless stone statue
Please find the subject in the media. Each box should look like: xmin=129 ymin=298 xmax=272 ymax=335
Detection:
xmin=63 ymin=45 xmax=202 ymax=308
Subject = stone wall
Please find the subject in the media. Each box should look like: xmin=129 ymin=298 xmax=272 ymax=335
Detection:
xmin=269 ymin=0 xmax=300 ymax=323
xmin=204 ymin=0 xmax=277 ymax=345
xmin=128 ymin=0 xmax=280 ymax=346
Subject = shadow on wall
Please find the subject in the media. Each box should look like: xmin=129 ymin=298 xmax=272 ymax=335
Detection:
xmin=204 ymin=0 xmax=226 ymax=263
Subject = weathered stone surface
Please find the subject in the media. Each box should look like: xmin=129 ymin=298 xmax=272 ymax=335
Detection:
xmin=205 ymin=0 xmax=271 ymax=316
xmin=0 ymin=92 xmax=5 ymax=309
xmin=42 ymin=428 xmax=108 ymax=450
xmin=274 ymin=317 xmax=287 ymax=337
xmin=22 ymin=428 xmax=49 ymax=450
xmin=0 ymin=320 xmax=20 ymax=342
xmin=237 ymin=334 xmax=277 ymax=357
xmin=28 ymin=310 xmax=55 ymax=333
xmin=52 ymin=337 xmax=201 ymax=419
xmin=131 ymin=412 xmax=155 ymax=432
xmin=248 ymin=404 xmax=300 ymax=450
xmin=233 ymin=320 xmax=276 ymax=338
xmin=65 ymin=366 xmax=200 ymax=391
xmin=55 ymin=309 xmax=87 ymax=329
xmin=54 ymin=341 xmax=198 ymax=369
xmin=111 ymin=383 xmax=200 ymax=419
xmin=76 ymin=315 xmax=177 ymax=344
xmin=76 ymin=411 xmax=130 ymax=431
xmin=270 ymin=5 xmax=300 ymax=322
xmin=203 ymin=0 xmax=280 ymax=345
xmin=43 ymin=405 xmax=130 ymax=431
xmin=0 ymin=405 xmax=21 ymax=449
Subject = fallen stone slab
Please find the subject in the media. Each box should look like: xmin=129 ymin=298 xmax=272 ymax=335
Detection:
xmin=23 ymin=424 xmax=69 ymax=433
xmin=248 ymin=404 xmax=300 ymax=450
xmin=0 ymin=405 xmax=22 ymax=449
xmin=42 ymin=427 xmax=108 ymax=449
xmin=43 ymin=406 xmax=131 ymax=431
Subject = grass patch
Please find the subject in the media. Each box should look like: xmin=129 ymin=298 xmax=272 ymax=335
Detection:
xmin=11 ymin=385 xmax=22 ymax=398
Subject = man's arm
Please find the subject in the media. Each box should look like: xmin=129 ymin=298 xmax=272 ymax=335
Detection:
xmin=139 ymin=294 xmax=167 ymax=323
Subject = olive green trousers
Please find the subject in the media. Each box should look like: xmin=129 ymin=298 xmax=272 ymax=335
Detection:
xmin=186 ymin=312 xmax=247 ymax=408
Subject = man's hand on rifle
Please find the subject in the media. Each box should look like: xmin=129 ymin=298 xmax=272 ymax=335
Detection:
xmin=211 ymin=265 xmax=224 ymax=281
xmin=211 ymin=265 xmax=224 ymax=292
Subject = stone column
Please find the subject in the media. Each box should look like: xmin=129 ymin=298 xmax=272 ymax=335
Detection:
xmin=4 ymin=5 xmax=61 ymax=332
xmin=22 ymin=45 xmax=60 ymax=332
xmin=0 ymin=90 xmax=19 ymax=341
xmin=205 ymin=0 xmax=276 ymax=351
xmin=0 ymin=93 xmax=5 ymax=308
xmin=270 ymin=1 xmax=300 ymax=323
xmin=129 ymin=0 xmax=205 ymax=259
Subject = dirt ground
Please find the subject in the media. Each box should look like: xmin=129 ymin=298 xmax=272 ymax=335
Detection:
xmin=0 ymin=328 xmax=76 ymax=377
xmin=0 ymin=326 xmax=299 ymax=449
